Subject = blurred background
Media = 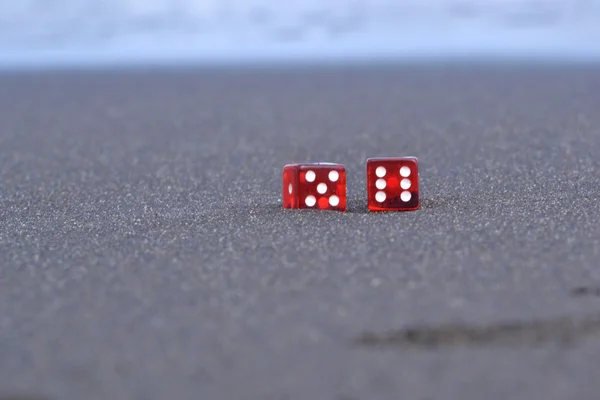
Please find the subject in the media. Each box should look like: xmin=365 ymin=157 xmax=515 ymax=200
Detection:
xmin=1 ymin=0 xmax=600 ymax=69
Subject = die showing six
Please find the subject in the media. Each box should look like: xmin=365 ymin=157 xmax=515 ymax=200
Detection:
xmin=282 ymin=157 xmax=419 ymax=212
xmin=282 ymin=162 xmax=347 ymax=211
xmin=366 ymin=157 xmax=419 ymax=211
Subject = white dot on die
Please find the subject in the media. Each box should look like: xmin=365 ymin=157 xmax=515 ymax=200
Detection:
xmin=329 ymin=195 xmax=340 ymax=206
xmin=400 ymin=166 xmax=411 ymax=177
xmin=375 ymin=191 xmax=386 ymax=203
xmin=328 ymin=170 xmax=339 ymax=182
xmin=400 ymin=178 xmax=411 ymax=190
xmin=376 ymin=166 xmax=387 ymax=178
xmin=288 ymin=183 xmax=292 ymax=194
xmin=305 ymin=170 xmax=316 ymax=182
xmin=401 ymin=191 xmax=412 ymax=202
xmin=305 ymin=195 xmax=316 ymax=207
xmin=376 ymin=179 xmax=387 ymax=190
xmin=317 ymin=183 xmax=328 ymax=194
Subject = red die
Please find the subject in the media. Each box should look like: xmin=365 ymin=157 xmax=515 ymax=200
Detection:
xmin=282 ymin=163 xmax=346 ymax=211
xmin=366 ymin=157 xmax=419 ymax=211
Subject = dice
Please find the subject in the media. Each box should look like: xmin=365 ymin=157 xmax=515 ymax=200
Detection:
xmin=282 ymin=162 xmax=346 ymax=211
xmin=366 ymin=157 xmax=419 ymax=211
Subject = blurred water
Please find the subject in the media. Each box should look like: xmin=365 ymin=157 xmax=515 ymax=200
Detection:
xmin=1 ymin=0 xmax=600 ymax=67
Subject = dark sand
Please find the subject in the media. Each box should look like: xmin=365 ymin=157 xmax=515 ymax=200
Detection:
xmin=0 ymin=63 xmax=599 ymax=400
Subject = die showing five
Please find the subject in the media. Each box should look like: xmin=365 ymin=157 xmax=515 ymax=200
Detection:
xmin=282 ymin=157 xmax=419 ymax=212
xmin=282 ymin=162 xmax=347 ymax=211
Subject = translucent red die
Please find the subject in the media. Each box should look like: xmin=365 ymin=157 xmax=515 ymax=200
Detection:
xmin=282 ymin=163 xmax=346 ymax=211
xmin=366 ymin=157 xmax=419 ymax=211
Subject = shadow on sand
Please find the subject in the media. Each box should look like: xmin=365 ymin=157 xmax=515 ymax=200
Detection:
xmin=354 ymin=314 xmax=600 ymax=349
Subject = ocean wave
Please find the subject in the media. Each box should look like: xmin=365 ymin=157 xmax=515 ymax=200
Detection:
xmin=2 ymin=0 xmax=600 ymax=67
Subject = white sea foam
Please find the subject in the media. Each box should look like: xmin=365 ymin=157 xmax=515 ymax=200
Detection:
xmin=1 ymin=0 xmax=600 ymax=67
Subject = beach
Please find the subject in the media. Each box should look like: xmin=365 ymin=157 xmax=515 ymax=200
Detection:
xmin=1 ymin=63 xmax=599 ymax=399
